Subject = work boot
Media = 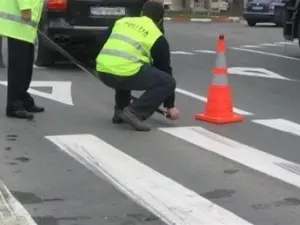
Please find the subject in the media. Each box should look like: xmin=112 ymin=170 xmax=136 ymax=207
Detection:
xmin=6 ymin=101 xmax=34 ymax=120
xmin=112 ymin=109 xmax=124 ymax=124
xmin=23 ymin=96 xmax=45 ymax=113
xmin=119 ymin=107 xmax=151 ymax=131
xmin=6 ymin=109 xmax=34 ymax=120
xmin=25 ymin=105 xmax=45 ymax=113
xmin=0 ymin=61 xmax=5 ymax=68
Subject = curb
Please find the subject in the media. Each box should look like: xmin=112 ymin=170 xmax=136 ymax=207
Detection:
xmin=164 ymin=16 xmax=241 ymax=23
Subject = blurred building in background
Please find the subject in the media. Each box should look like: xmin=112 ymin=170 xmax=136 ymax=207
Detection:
xmin=164 ymin=0 xmax=244 ymax=14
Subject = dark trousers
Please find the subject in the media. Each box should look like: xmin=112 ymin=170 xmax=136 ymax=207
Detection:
xmin=6 ymin=37 xmax=35 ymax=110
xmin=99 ymin=64 xmax=176 ymax=120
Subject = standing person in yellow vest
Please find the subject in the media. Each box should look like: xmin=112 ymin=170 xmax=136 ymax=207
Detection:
xmin=0 ymin=36 xmax=4 ymax=68
xmin=0 ymin=0 xmax=45 ymax=119
xmin=96 ymin=1 xmax=180 ymax=131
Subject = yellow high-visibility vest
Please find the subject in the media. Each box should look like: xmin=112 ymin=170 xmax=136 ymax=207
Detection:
xmin=0 ymin=0 xmax=44 ymax=44
xmin=96 ymin=16 xmax=163 ymax=76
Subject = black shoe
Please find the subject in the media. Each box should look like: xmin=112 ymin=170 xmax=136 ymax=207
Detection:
xmin=6 ymin=109 xmax=34 ymax=120
xmin=0 ymin=61 xmax=5 ymax=68
xmin=119 ymin=107 xmax=151 ymax=131
xmin=25 ymin=105 xmax=45 ymax=113
xmin=112 ymin=109 xmax=124 ymax=124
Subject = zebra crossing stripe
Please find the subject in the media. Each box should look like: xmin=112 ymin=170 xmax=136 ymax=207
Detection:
xmin=252 ymin=118 xmax=300 ymax=137
xmin=239 ymin=45 xmax=262 ymax=48
xmin=159 ymin=126 xmax=300 ymax=190
xmin=0 ymin=180 xmax=37 ymax=225
xmin=259 ymin=43 xmax=280 ymax=47
xmin=46 ymin=134 xmax=255 ymax=225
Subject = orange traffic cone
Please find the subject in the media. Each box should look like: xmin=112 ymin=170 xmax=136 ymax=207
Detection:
xmin=195 ymin=34 xmax=244 ymax=124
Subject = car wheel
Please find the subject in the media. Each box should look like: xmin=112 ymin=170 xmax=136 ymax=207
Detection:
xmin=247 ymin=20 xmax=256 ymax=27
xmin=34 ymin=32 xmax=55 ymax=67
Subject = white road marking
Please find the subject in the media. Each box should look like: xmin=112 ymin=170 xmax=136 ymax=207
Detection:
xmin=274 ymin=41 xmax=297 ymax=45
xmin=171 ymin=51 xmax=195 ymax=55
xmin=175 ymin=88 xmax=254 ymax=115
xmin=230 ymin=47 xmax=300 ymax=60
xmin=159 ymin=126 xmax=300 ymax=189
xmin=252 ymin=118 xmax=300 ymax=137
xmin=239 ymin=45 xmax=262 ymax=48
xmin=0 ymin=180 xmax=37 ymax=225
xmin=0 ymin=81 xmax=74 ymax=106
xmin=46 ymin=134 xmax=254 ymax=225
xmin=259 ymin=43 xmax=280 ymax=47
xmin=228 ymin=67 xmax=293 ymax=81
xmin=193 ymin=50 xmax=216 ymax=54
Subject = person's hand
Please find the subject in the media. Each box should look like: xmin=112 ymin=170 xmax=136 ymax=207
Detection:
xmin=167 ymin=107 xmax=180 ymax=120
xmin=21 ymin=9 xmax=32 ymax=21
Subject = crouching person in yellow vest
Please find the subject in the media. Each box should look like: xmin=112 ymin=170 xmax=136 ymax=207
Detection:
xmin=0 ymin=0 xmax=45 ymax=119
xmin=96 ymin=1 xmax=180 ymax=131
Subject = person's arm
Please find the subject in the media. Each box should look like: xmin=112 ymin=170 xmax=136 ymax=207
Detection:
xmin=150 ymin=36 xmax=175 ymax=109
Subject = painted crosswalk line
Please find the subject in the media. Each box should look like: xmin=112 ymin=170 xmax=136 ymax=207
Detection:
xmin=230 ymin=47 xmax=300 ymax=60
xmin=0 ymin=180 xmax=37 ymax=225
xmin=171 ymin=51 xmax=195 ymax=55
xmin=193 ymin=50 xmax=216 ymax=54
xmin=46 ymin=134 xmax=255 ymax=225
xmin=228 ymin=67 xmax=292 ymax=80
xmin=240 ymin=41 xmax=297 ymax=49
xmin=252 ymin=118 xmax=300 ymax=137
xmin=159 ymin=126 xmax=300 ymax=190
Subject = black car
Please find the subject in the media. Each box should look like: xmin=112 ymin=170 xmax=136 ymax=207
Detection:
xmin=243 ymin=0 xmax=285 ymax=27
xmin=35 ymin=0 xmax=145 ymax=67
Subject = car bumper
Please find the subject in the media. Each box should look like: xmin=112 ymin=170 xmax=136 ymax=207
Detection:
xmin=47 ymin=24 xmax=109 ymax=56
xmin=243 ymin=12 xmax=275 ymax=22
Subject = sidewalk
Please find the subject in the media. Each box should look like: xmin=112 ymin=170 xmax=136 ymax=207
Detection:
xmin=164 ymin=11 xmax=243 ymax=23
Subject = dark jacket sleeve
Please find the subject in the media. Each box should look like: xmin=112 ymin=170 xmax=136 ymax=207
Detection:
xmin=150 ymin=36 xmax=175 ymax=108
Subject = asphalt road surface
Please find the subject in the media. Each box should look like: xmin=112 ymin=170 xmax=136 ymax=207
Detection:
xmin=1 ymin=21 xmax=300 ymax=225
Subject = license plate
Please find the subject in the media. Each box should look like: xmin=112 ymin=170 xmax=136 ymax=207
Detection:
xmin=90 ymin=7 xmax=125 ymax=16
xmin=252 ymin=6 xmax=263 ymax=10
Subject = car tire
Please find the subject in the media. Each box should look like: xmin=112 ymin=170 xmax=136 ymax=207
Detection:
xmin=247 ymin=20 xmax=256 ymax=27
xmin=34 ymin=30 xmax=55 ymax=67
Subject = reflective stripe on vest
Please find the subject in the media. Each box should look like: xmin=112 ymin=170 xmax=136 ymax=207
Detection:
xmin=101 ymin=33 xmax=150 ymax=63
xmin=0 ymin=11 xmax=37 ymax=27
xmin=100 ymin=49 xmax=143 ymax=63
xmin=109 ymin=33 xmax=149 ymax=58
